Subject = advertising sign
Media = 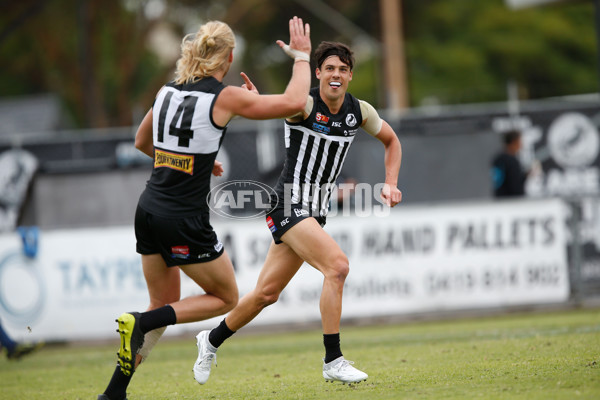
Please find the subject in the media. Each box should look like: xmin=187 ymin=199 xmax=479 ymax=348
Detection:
xmin=0 ymin=199 xmax=569 ymax=342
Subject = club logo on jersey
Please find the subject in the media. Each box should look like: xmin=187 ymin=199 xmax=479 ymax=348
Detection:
xmin=267 ymin=216 xmax=277 ymax=232
xmin=171 ymin=245 xmax=190 ymax=259
xmin=316 ymin=113 xmax=329 ymax=124
xmin=346 ymin=113 xmax=357 ymax=127
xmin=155 ymin=149 xmax=194 ymax=175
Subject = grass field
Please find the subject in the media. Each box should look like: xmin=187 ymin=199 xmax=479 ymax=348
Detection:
xmin=1 ymin=308 xmax=599 ymax=400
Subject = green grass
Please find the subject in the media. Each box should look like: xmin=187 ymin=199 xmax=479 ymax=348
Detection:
xmin=1 ymin=308 xmax=599 ymax=400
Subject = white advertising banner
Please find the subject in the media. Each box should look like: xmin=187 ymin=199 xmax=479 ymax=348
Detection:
xmin=0 ymin=198 xmax=569 ymax=342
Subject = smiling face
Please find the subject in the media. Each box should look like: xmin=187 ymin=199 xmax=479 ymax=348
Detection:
xmin=316 ymin=55 xmax=353 ymax=103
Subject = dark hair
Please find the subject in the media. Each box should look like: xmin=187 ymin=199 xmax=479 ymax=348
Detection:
xmin=314 ymin=41 xmax=354 ymax=70
xmin=503 ymin=130 xmax=521 ymax=146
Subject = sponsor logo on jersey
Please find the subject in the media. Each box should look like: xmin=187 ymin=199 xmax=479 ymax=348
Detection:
xmin=171 ymin=245 xmax=190 ymax=259
xmin=316 ymin=113 xmax=329 ymax=124
xmin=267 ymin=216 xmax=277 ymax=232
xmin=312 ymin=123 xmax=331 ymax=134
xmin=293 ymin=208 xmax=310 ymax=218
xmin=155 ymin=149 xmax=194 ymax=175
xmin=346 ymin=113 xmax=357 ymax=127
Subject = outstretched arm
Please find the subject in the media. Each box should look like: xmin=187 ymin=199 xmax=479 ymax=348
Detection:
xmin=214 ymin=16 xmax=311 ymax=122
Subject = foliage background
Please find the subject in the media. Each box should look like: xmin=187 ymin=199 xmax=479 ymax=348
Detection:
xmin=1 ymin=0 xmax=597 ymax=128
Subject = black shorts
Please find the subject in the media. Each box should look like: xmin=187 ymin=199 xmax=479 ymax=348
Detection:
xmin=266 ymin=204 xmax=326 ymax=244
xmin=134 ymin=205 xmax=224 ymax=267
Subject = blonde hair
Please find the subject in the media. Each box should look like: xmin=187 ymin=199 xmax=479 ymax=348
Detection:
xmin=174 ymin=21 xmax=235 ymax=84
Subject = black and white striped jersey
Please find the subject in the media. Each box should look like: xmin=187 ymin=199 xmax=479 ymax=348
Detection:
xmin=138 ymin=77 xmax=227 ymax=217
xmin=273 ymin=87 xmax=363 ymax=217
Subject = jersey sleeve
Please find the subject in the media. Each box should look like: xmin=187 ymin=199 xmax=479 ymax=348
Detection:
xmin=304 ymin=95 xmax=314 ymax=116
xmin=287 ymin=96 xmax=314 ymax=121
xmin=359 ymin=100 xmax=383 ymax=137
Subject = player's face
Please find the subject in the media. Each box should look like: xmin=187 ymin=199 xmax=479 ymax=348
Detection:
xmin=316 ymin=56 xmax=353 ymax=101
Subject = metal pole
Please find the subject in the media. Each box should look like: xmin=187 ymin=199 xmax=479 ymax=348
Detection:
xmin=569 ymin=200 xmax=583 ymax=305
xmin=380 ymin=0 xmax=409 ymax=113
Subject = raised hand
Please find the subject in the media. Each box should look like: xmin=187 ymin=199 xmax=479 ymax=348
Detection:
xmin=276 ymin=16 xmax=311 ymax=61
xmin=240 ymin=72 xmax=258 ymax=94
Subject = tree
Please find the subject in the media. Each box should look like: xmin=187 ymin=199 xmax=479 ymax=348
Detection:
xmin=1 ymin=0 xmax=168 ymax=128
xmin=0 ymin=0 xmax=596 ymax=128
xmin=402 ymin=0 xmax=597 ymax=105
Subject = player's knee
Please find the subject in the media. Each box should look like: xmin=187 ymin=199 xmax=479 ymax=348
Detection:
xmin=256 ymin=287 xmax=281 ymax=308
xmin=327 ymin=253 xmax=349 ymax=282
xmin=223 ymin=290 xmax=239 ymax=312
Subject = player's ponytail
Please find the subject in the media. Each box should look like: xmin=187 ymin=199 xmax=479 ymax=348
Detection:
xmin=175 ymin=21 xmax=235 ymax=84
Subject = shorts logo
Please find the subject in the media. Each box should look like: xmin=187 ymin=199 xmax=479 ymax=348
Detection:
xmin=198 ymin=252 xmax=211 ymax=259
xmin=171 ymin=245 xmax=190 ymax=259
xmin=294 ymin=208 xmax=309 ymax=218
xmin=346 ymin=113 xmax=357 ymax=127
xmin=214 ymin=241 xmax=223 ymax=253
xmin=155 ymin=149 xmax=194 ymax=175
xmin=280 ymin=218 xmax=290 ymax=226
xmin=267 ymin=216 xmax=277 ymax=232
xmin=316 ymin=113 xmax=329 ymax=124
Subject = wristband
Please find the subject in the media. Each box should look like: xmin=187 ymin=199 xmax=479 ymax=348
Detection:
xmin=281 ymin=44 xmax=310 ymax=63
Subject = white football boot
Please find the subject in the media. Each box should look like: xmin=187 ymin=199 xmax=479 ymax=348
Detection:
xmin=322 ymin=356 xmax=368 ymax=384
xmin=193 ymin=330 xmax=217 ymax=384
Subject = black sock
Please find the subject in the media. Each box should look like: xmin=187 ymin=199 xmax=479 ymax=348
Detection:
xmin=139 ymin=305 xmax=177 ymax=334
xmin=103 ymin=365 xmax=132 ymax=400
xmin=208 ymin=319 xmax=236 ymax=348
xmin=323 ymin=333 xmax=343 ymax=363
